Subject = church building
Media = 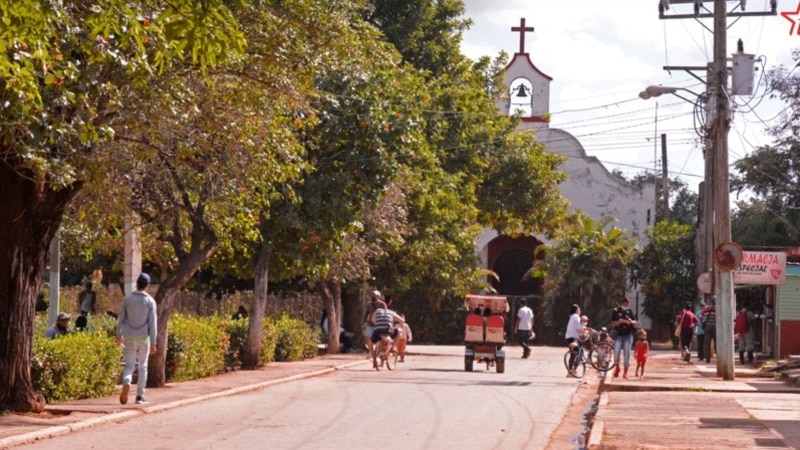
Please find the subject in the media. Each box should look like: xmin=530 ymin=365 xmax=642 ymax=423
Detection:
xmin=476 ymin=18 xmax=656 ymax=298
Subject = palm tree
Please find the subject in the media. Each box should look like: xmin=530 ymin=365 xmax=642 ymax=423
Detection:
xmin=529 ymin=212 xmax=636 ymax=341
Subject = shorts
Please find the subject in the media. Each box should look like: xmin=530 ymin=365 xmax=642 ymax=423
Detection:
xmin=370 ymin=327 xmax=396 ymax=344
xmin=365 ymin=325 xmax=375 ymax=342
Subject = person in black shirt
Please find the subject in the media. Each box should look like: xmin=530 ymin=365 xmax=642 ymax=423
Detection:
xmin=610 ymin=298 xmax=637 ymax=379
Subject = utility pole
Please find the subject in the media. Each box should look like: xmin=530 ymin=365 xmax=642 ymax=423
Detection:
xmin=658 ymin=0 xmax=776 ymax=380
xmin=661 ymin=133 xmax=670 ymax=221
xmin=712 ymin=0 xmax=734 ymax=380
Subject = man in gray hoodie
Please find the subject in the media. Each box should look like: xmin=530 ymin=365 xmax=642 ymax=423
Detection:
xmin=117 ymin=273 xmax=158 ymax=405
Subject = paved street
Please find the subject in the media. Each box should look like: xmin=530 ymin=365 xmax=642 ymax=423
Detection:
xmin=10 ymin=346 xmax=591 ymax=450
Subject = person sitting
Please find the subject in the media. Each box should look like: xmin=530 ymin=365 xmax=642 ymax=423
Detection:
xmin=75 ymin=312 xmax=88 ymax=331
xmin=232 ymin=305 xmax=248 ymax=321
xmin=45 ymin=312 xmax=71 ymax=339
xmin=35 ymin=293 xmax=48 ymax=313
xmin=322 ymin=313 xmax=357 ymax=353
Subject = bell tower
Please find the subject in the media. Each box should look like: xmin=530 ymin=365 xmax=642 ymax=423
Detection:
xmin=499 ymin=18 xmax=552 ymax=128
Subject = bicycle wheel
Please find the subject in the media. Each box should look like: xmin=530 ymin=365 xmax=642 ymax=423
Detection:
xmin=589 ymin=342 xmax=615 ymax=372
xmin=373 ymin=343 xmax=383 ymax=371
xmin=386 ymin=349 xmax=398 ymax=371
xmin=564 ymin=348 xmax=586 ymax=378
xmin=589 ymin=341 xmax=617 ymax=372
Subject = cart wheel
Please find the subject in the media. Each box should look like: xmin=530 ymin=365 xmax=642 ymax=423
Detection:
xmin=496 ymin=360 xmax=505 ymax=374
xmin=465 ymin=356 xmax=473 ymax=372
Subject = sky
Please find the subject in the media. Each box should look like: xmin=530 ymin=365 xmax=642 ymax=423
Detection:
xmin=459 ymin=0 xmax=799 ymax=195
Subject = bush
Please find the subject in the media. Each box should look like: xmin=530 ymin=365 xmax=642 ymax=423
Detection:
xmin=31 ymin=331 xmax=121 ymax=403
xmin=209 ymin=316 xmax=278 ymax=369
xmin=165 ymin=314 xmax=229 ymax=382
xmin=270 ymin=314 xmax=318 ymax=362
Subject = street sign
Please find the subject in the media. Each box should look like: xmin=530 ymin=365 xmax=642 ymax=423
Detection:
xmin=734 ymin=251 xmax=787 ymax=286
xmin=715 ymin=241 xmax=743 ymax=271
xmin=696 ymin=272 xmax=712 ymax=294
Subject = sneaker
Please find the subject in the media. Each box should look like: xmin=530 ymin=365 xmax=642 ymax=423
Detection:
xmin=119 ymin=384 xmax=130 ymax=405
xmin=613 ymin=366 xmax=620 ymax=378
xmin=135 ymin=396 xmax=148 ymax=405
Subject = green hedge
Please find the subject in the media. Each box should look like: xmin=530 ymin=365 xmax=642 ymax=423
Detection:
xmin=222 ymin=316 xmax=279 ymax=369
xmin=31 ymin=311 xmax=316 ymax=402
xmin=165 ymin=314 xmax=229 ymax=382
xmin=31 ymin=331 xmax=121 ymax=403
xmin=270 ymin=314 xmax=318 ymax=362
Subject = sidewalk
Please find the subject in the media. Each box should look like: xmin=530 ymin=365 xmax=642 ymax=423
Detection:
xmin=0 ymin=352 xmax=367 ymax=449
xmin=588 ymin=350 xmax=800 ymax=449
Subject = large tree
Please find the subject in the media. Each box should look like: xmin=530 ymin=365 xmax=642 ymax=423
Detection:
xmin=364 ymin=0 xmax=570 ymax=333
xmin=0 ymin=0 xmax=244 ymax=412
xmin=628 ymin=221 xmax=697 ymax=333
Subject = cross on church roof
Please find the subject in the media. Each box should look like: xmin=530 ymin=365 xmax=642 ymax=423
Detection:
xmin=511 ymin=18 xmax=534 ymax=54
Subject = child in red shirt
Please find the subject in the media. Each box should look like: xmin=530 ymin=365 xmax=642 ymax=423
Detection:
xmin=634 ymin=329 xmax=649 ymax=379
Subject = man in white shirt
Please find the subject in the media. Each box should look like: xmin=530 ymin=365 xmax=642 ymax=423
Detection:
xmin=564 ymin=304 xmax=584 ymax=374
xmin=515 ymin=298 xmax=535 ymax=358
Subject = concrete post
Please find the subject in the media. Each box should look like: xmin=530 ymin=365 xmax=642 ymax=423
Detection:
xmin=712 ymin=0 xmax=734 ymax=380
xmin=48 ymin=232 xmax=60 ymax=326
xmin=123 ymin=216 xmax=142 ymax=295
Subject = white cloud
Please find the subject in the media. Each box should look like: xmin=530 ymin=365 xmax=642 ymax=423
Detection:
xmin=459 ymin=0 xmax=799 ymax=191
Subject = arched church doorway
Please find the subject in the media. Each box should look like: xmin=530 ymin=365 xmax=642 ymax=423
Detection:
xmin=486 ymin=235 xmax=542 ymax=297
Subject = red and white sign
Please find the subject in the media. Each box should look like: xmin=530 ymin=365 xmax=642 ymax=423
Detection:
xmin=734 ymin=251 xmax=786 ymax=285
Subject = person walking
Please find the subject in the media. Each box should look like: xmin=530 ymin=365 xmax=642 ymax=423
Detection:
xmin=117 ymin=273 xmax=158 ymax=405
xmin=701 ymin=302 xmax=717 ymax=363
xmin=611 ymin=298 xmax=637 ymax=379
xmin=395 ymin=316 xmax=412 ymax=362
xmin=676 ymin=302 xmax=700 ymax=363
xmin=78 ymin=282 xmax=97 ymax=316
xmin=695 ymin=302 xmax=706 ymax=361
xmin=735 ymin=306 xmax=755 ymax=365
xmin=514 ymin=298 xmax=535 ymax=358
xmin=634 ymin=329 xmax=649 ymax=379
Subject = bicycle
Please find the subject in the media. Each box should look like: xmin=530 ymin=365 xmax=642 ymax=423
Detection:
xmin=587 ymin=328 xmax=616 ymax=372
xmin=373 ymin=333 xmax=398 ymax=371
xmin=563 ymin=328 xmax=617 ymax=378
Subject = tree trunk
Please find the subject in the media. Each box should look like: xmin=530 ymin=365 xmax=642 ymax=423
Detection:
xmin=318 ymin=281 xmax=340 ymax=354
xmin=0 ymin=160 xmax=78 ymax=412
xmin=342 ymin=288 xmax=364 ymax=350
xmin=242 ymin=246 xmax=270 ymax=370
xmin=147 ymin=241 xmax=219 ymax=387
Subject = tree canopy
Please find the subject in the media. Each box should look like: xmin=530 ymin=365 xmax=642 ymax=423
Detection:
xmin=731 ymin=48 xmax=800 ymax=248
xmin=629 ymin=221 xmax=696 ymax=331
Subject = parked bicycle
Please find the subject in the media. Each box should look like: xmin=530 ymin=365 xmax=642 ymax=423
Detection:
xmin=563 ymin=327 xmax=616 ymax=378
xmin=373 ymin=333 xmax=398 ymax=371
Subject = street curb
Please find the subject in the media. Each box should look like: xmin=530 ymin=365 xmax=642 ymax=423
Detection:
xmin=0 ymin=425 xmax=72 ymax=449
xmin=0 ymin=359 xmax=366 ymax=449
xmin=585 ymin=392 xmax=608 ymax=449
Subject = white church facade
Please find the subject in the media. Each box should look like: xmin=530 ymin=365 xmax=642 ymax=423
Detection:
xmin=477 ymin=18 xmax=656 ymax=300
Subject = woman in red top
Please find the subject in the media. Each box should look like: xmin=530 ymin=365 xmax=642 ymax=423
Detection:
xmin=676 ymin=302 xmax=700 ymax=362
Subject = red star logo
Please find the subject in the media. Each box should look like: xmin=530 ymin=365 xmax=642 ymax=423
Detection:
xmin=782 ymin=1 xmax=800 ymax=35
